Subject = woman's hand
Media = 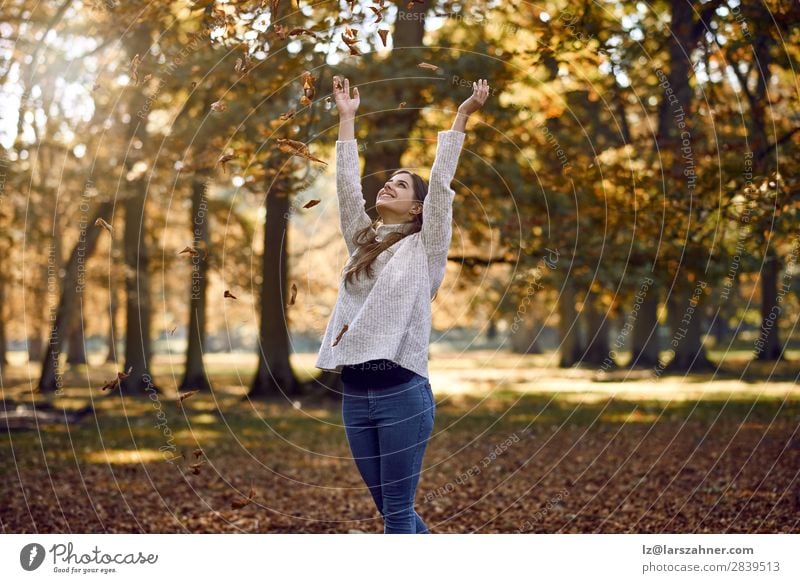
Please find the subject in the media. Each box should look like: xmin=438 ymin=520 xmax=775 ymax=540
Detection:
xmin=457 ymin=78 xmax=490 ymax=116
xmin=333 ymin=75 xmax=360 ymax=119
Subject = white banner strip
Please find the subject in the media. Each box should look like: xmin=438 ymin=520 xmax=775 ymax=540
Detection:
xmin=2 ymin=534 xmax=798 ymax=582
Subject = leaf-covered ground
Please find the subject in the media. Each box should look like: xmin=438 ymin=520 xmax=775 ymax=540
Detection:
xmin=1 ymin=352 xmax=799 ymax=534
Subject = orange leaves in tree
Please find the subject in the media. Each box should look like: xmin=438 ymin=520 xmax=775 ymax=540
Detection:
xmin=224 ymin=289 xmax=238 ymax=300
xmin=276 ymin=138 xmax=327 ymax=166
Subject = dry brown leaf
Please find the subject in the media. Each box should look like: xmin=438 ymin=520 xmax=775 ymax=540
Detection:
xmin=302 ymin=199 xmax=320 ymax=209
xmin=210 ymin=100 xmax=227 ymax=112
xmin=177 ymin=390 xmax=199 ymax=407
xmin=95 ymin=218 xmax=112 ymax=233
xmin=378 ymin=28 xmax=389 ymax=46
xmin=224 ymin=290 xmax=238 ymax=300
xmin=130 ymin=54 xmax=141 ymax=85
xmin=417 ymin=62 xmax=440 ymax=72
xmin=289 ymin=283 xmax=298 ymax=305
xmin=217 ymin=148 xmax=235 ymax=173
xmin=332 ymin=323 xmax=349 ymax=347
xmin=276 ymin=138 xmax=328 ymax=166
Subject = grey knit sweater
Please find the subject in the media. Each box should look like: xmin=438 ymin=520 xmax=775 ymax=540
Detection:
xmin=315 ymin=129 xmax=466 ymax=380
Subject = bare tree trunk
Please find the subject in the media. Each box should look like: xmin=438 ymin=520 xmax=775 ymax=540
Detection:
xmin=582 ymin=290 xmax=611 ymax=365
xmin=630 ymin=291 xmax=661 ymax=367
xmin=181 ymin=175 xmax=211 ymax=390
xmin=120 ymin=25 xmax=156 ymax=395
xmin=664 ymin=286 xmax=715 ymax=373
xmin=250 ymin=181 xmax=300 ymax=399
xmin=558 ymin=279 xmax=583 ymax=367
xmin=755 ymin=251 xmax=784 ymax=360
xmin=39 ymin=201 xmax=113 ymax=393
xmin=66 ymin=309 xmax=87 ymax=365
xmin=105 ymin=281 xmax=119 ymax=363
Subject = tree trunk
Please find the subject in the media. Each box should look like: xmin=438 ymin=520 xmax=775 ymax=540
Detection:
xmin=353 ymin=0 xmax=429 ymax=220
xmin=755 ymin=251 xmax=784 ymax=360
xmin=181 ymin=175 xmax=211 ymax=390
xmin=39 ymin=201 xmax=113 ymax=393
xmin=509 ymin=318 xmax=543 ymax=354
xmin=250 ymin=181 xmax=300 ymax=398
xmin=664 ymin=285 xmax=715 ymax=373
xmin=66 ymin=308 xmax=88 ymax=365
xmin=105 ymin=282 xmax=119 ymax=363
xmin=121 ymin=25 xmax=156 ymax=395
xmin=582 ymin=290 xmax=611 ymax=365
xmin=630 ymin=290 xmax=661 ymax=367
xmin=558 ymin=279 xmax=583 ymax=367
xmin=0 ymin=274 xmax=7 ymax=367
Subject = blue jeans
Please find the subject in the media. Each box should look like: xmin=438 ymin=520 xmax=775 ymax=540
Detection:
xmin=341 ymin=371 xmax=436 ymax=533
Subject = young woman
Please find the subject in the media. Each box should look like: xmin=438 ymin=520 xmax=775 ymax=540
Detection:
xmin=316 ymin=75 xmax=490 ymax=533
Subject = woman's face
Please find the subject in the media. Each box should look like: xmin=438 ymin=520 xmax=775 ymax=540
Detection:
xmin=376 ymin=171 xmax=421 ymax=221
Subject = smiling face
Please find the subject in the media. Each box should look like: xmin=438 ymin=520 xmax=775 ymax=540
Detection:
xmin=376 ymin=171 xmax=423 ymax=224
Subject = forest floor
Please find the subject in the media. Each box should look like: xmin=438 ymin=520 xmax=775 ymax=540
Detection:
xmin=1 ymin=350 xmax=799 ymax=533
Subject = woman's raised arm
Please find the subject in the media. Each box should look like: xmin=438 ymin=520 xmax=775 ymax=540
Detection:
xmin=420 ymin=79 xmax=491 ymax=258
xmin=333 ymin=75 xmax=373 ymax=255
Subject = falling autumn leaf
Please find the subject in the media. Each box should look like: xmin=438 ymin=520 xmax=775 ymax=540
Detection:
xmin=210 ymin=100 xmax=227 ymax=112
xmin=224 ymin=290 xmax=238 ymax=300
xmin=289 ymin=283 xmax=297 ymax=305
xmin=95 ymin=217 xmax=112 ymax=233
xmin=332 ymin=323 xmax=349 ymax=347
xmin=289 ymin=27 xmax=317 ymax=39
xmin=273 ymin=24 xmax=289 ymax=40
xmin=217 ymin=148 xmax=235 ymax=174
xmin=193 ymin=448 xmax=204 ymax=458
xmin=276 ymin=138 xmax=327 ymax=166
xmin=179 ymin=245 xmax=200 ymax=257
xmin=99 ymin=366 xmax=132 ymax=392
xmin=231 ymin=483 xmax=258 ymax=509
xmin=168 ymin=325 xmax=177 ymax=336
xmin=302 ymin=199 xmax=320 ymax=209
xmin=398 ymin=101 xmax=407 ymax=109
xmin=417 ymin=62 xmax=440 ymax=73
xmin=130 ymin=54 xmax=141 ymax=85
xmin=371 ymin=6 xmax=386 ymax=23
xmin=177 ymin=390 xmax=199 ymax=407
xmin=378 ymin=28 xmax=389 ymax=46
xmin=341 ymin=26 xmax=362 ymax=56
xmin=279 ymin=108 xmax=296 ymax=121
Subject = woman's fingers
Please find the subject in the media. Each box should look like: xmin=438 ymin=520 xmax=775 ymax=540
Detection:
xmin=344 ymin=77 xmax=349 ymax=96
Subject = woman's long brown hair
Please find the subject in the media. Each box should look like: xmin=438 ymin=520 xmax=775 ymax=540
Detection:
xmin=343 ymin=169 xmax=440 ymax=301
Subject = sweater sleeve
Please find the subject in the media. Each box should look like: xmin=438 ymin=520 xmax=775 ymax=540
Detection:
xmin=336 ymin=139 xmax=375 ymax=256
xmin=420 ymin=129 xmax=466 ymax=258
